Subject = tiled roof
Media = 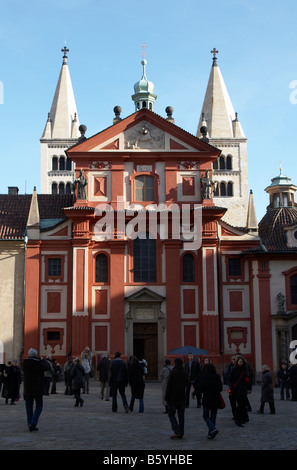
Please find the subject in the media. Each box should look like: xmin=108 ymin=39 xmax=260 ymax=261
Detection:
xmin=258 ymin=206 xmax=297 ymax=251
xmin=0 ymin=193 xmax=75 ymax=240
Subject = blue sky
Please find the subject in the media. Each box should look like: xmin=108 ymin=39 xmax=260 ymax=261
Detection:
xmin=0 ymin=0 xmax=297 ymax=221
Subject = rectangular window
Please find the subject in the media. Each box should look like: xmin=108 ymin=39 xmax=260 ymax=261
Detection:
xmin=291 ymin=275 xmax=297 ymax=305
xmin=48 ymin=258 xmax=62 ymax=277
xmin=135 ymin=175 xmax=154 ymax=201
xmin=47 ymin=331 xmax=60 ymax=341
xmin=228 ymin=258 xmax=241 ymax=277
xmin=134 ymin=237 xmax=156 ymax=282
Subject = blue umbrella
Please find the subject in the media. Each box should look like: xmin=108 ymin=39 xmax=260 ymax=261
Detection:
xmin=168 ymin=346 xmax=209 ymax=356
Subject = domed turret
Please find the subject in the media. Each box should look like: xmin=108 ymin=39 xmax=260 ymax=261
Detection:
xmin=132 ymin=58 xmax=157 ymax=111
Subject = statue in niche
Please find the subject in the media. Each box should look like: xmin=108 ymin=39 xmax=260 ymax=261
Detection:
xmin=73 ymin=169 xmax=88 ymax=199
xmin=201 ymin=170 xmax=214 ymax=199
xmin=277 ymin=292 xmax=286 ymax=312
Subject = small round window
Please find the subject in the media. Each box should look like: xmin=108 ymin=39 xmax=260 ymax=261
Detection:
xmin=293 ymin=230 xmax=297 ymax=240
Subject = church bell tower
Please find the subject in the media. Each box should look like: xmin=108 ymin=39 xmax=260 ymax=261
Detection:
xmin=40 ymin=46 xmax=80 ymax=194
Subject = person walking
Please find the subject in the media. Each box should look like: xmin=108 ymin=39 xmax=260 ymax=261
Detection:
xmin=64 ymin=356 xmax=74 ymax=395
xmin=165 ymin=357 xmax=189 ymax=440
xmin=225 ymin=356 xmax=237 ymax=419
xmin=185 ymin=353 xmax=194 ymax=408
xmin=160 ymin=359 xmax=173 ymax=413
xmin=71 ymin=358 xmax=85 ymax=407
xmin=81 ymin=348 xmax=92 ymax=394
xmin=5 ymin=359 xmax=22 ymax=404
xmin=289 ymin=363 xmax=297 ymax=401
xmin=228 ymin=356 xmax=251 ymax=427
xmin=97 ymin=355 xmax=111 ymax=400
xmin=109 ymin=352 xmax=129 ymax=413
xmin=277 ymin=361 xmax=290 ymax=400
xmin=43 ymin=356 xmax=54 ymax=396
xmin=191 ymin=357 xmax=203 ymax=408
xmin=128 ymin=356 xmax=145 ymax=413
xmin=257 ymin=364 xmax=275 ymax=414
xmin=198 ymin=362 xmax=223 ymax=439
xmin=22 ymin=348 xmax=51 ymax=431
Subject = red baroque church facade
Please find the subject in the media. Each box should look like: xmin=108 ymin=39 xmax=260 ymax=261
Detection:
xmin=23 ymin=108 xmax=262 ymax=378
xmin=12 ymin=49 xmax=297 ymax=379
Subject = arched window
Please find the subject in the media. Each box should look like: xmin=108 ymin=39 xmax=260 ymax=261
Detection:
xmin=227 ymin=182 xmax=233 ymax=196
xmin=219 ymin=156 xmax=225 ymax=170
xmin=220 ymin=182 xmax=226 ymax=196
xmin=213 ymin=159 xmax=218 ymax=170
xmin=59 ymin=156 xmax=65 ymax=171
xmin=66 ymin=182 xmax=72 ymax=195
xmin=135 ymin=175 xmax=155 ymax=201
xmin=59 ymin=182 xmax=65 ymax=195
xmin=52 ymin=156 xmax=58 ymax=171
xmin=213 ymin=182 xmax=219 ymax=196
xmin=182 ymin=253 xmax=195 ymax=282
xmin=226 ymin=155 xmax=232 ymax=170
xmin=95 ymin=253 xmax=108 ymax=282
xmin=134 ymin=233 xmax=156 ymax=282
xmin=66 ymin=157 xmax=72 ymax=171
xmin=52 ymin=183 xmax=57 ymax=195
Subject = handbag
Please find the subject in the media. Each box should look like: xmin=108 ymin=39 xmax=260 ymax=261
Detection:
xmin=219 ymin=393 xmax=226 ymax=409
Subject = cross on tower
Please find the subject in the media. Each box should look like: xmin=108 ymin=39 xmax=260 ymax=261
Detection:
xmin=61 ymin=45 xmax=69 ymax=59
xmin=211 ymin=48 xmax=219 ymax=59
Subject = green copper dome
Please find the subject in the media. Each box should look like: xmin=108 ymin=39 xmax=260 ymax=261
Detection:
xmin=132 ymin=59 xmax=157 ymax=111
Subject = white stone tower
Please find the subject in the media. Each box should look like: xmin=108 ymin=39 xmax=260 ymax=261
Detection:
xmin=40 ymin=46 xmax=80 ymax=194
xmin=197 ymin=49 xmax=251 ymax=228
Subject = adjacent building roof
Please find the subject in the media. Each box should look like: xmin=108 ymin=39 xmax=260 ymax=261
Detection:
xmin=0 ymin=193 xmax=75 ymax=240
xmin=258 ymin=206 xmax=297 ymax=252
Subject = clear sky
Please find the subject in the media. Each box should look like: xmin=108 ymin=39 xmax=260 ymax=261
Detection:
xmin=0 ymin=0 xmax=297 ymax=222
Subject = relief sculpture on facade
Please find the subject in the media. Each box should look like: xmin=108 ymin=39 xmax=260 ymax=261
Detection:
xmin=124 ymin=122 xmax=165 ymax=149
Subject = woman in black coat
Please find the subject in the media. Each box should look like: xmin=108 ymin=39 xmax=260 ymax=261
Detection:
xmin=70 ymin=358 xmax=85 ymax=407
xmin=198 ymin=363 xmax=222 ymax=439
xmin=257 ymin=365 xmax=275 ymax=414
xmin=228 ymin=356 xmax=251 ymax=426
xmin=128 ymin=357 xmax=145 ymax=412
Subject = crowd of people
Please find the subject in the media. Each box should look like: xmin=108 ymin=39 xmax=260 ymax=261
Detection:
xmin=1 ymin=348 xmax=297 ymax=439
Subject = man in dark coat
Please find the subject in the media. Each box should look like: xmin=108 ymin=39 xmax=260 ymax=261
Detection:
xmin=98 ymin=355 xmax=111 ymax=400
xmin=22 ymin=348 xmax=51 ymax=431
xmin=70 ymin=358 xmax=85 ymax=407
xmin=128 ymin=357 xmax=145 ymax=412
xmin=165 ymin=357 xmax=189 ymax=439
xmin=109 ymin=352 xmax=129 ymax=413
xmin=5 ymin=359 xmax=22 ymax=404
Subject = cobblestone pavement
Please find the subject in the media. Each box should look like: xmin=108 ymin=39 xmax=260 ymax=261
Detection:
xmin=0 ymin=380 xmax=296 ymax=453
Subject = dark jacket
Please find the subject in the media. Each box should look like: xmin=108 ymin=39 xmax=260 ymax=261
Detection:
xmin=185 ymin=360 xmax=202 ymax=384
xmin=228 ymin=364 xmax=251 ymax=397
xmin=128 ymin=360 xmax=145 ymax=399
xmin=23 ymin=357 xmax=51 ymax=398
xmin=70 ymin=363 xmax=85 ymax=391
xmin=165 ymin=365 xmax=189 ymax=406
xmin=109 ymin=358 xmax=128 ymax=386
xmin=199 ymin=372 xmax=223 ymax=409
xmin=261 ymin=370 xmax=274 ymax=403
xmin=98 ymin=357 xmax=110 ymax=382
xmin=277 ymin=366 xmax=290 ymax=383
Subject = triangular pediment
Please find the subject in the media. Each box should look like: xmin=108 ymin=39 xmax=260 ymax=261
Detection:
xmin=66 ymin=109 xmax=221 ymax=158
xmin=125 ymin=287 xmax=165 ymax=303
